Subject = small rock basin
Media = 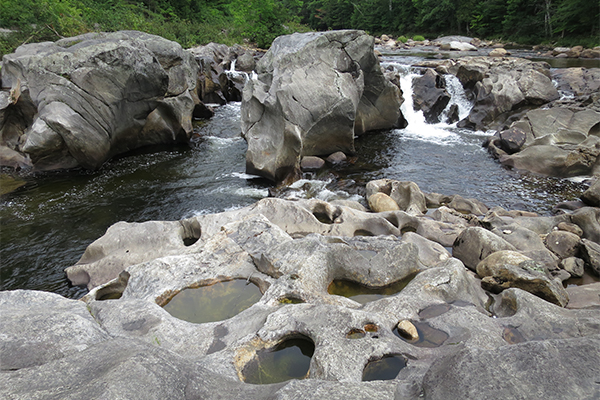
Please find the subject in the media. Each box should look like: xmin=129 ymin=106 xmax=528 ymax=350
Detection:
xmin=328 ymin=274 xmax=416 ymax=304
xmin=162 ymin=279 xmax=262 ymax=324
xmin=243 ymin=336 xmax=315 ymax=384
xmin=362 ymin=355 xmax=407 ymax=381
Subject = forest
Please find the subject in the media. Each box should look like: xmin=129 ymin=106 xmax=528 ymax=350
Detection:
xmin=0 ymin=0 xmax=598 ymax=56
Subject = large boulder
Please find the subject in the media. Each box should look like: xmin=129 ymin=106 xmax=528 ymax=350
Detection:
xmin=453 ymin=57 xmax=559 ymax=131
xmin=241 ymin=30 xmax=404 ymax=182
xmin=486 ymin=106 xmax=600 ymax=177
xmin=1 ymin=31 xmax=200 ymax=171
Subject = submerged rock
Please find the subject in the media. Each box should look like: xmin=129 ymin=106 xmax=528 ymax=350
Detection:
xmin=241 ymin=30 xmax=404 ymax=182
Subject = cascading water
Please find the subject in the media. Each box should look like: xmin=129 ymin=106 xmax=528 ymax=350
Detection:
xmin=226 ymin=59 xmax=250 ymax=84
xmin=382 ymin=62 xmax=476 ymax=146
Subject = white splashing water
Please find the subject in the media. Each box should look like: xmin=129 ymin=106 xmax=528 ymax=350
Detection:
xmin=383 ymin=62 xmax=474 ymax=145
xmin=226 ymin=59 xmax=250 ymax=84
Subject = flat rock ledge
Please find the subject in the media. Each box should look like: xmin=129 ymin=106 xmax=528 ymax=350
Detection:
xmin=3 ymin=180 xmax=600 ymax=399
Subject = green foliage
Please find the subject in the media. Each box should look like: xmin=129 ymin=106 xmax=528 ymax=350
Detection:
xmin=412 ymin=34 xmax=425 ymax=41
xmin=0 ymin=0 xmax=597 ymax=56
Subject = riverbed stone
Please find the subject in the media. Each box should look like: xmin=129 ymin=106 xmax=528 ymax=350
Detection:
xmin=241 ymin=30 xmax=403 ymax=182
xmin=566 ymin=282 xmax=600 ymax=309
xmin=476 ymin=250 xmax=569 ymax=306
xmin=401 ymin=231 xmax=451 ymax=268
xmin=411 ymin=69 xmax=450 ymax=124
xmin=368 ymin=192 xmax=400 ymax=212
xmin=557 ymin=221 xmax=584 ymax=237
xmin=571 ymin=207 xmax=600 ymax=243
xmin=545 ymin=230 xmax=581 ymax=259
xmin=580 ymin=239 xmax=600 ymax=276
xmin=65 ymin=219 xmax=202 ymax=289
xmin=366 ymin=179 xmax=427 ymax=216
xmin=422 ymin=335 xmax=600 ymax=399
xmin=581 ymin=178 xmax=600 ymax=207
xmin=6 ymin=190 xmax=600 ymax=398
xmin=0 ymin=290 xmax=110 ymax=371
xmin=300 ymin=156 xmax=326 ymax=171
xmin=561 ymin=257 xmax=585 ymax=278
xmin=453 ymin=227 xmax=517 ymax=271
xmin=454 ymin=57 xmax=559 ymax=131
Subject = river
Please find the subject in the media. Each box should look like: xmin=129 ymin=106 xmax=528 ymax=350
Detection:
xmin=0 ymin=52 xmax=591 ymax=299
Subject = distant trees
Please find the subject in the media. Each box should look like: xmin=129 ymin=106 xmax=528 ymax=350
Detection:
xmin=298 ymin=0 xmax=599 ymax=45
xmin=0 ymin=0 xmax=597 ymax=56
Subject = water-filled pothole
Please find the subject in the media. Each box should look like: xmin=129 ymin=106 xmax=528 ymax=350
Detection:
xmin=362 ymin=355 xmax=406 ymax=381
xmin=328 ymin=274 xmax=416 ymax=304
xmin=393 ymin=321 xmax=448 ymax=347
xmin=163 ymin=279 xmax=262 ymax=324
xmin=279 ymin=296 xmax=304 ymax=304
xmin=243 ymin=336 xmax=315 ymax=384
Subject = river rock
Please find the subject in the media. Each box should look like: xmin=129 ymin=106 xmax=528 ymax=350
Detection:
xmin=454 ymin=57 xmax=559 ymax=130
xmin=566 ymin=282 xmax=600 ymax=309
xmin=401 ymin=231 xmax=451 ymax=268
xmin=300 ymin=156 xmax=326 ymax=171
xmin=488 ymin=48 xmax=509 ymax=57
xmin=1 ymin=31 xmax=200 ymax=171
xmin=65 ymin=219 xmax=202 ymax=289
xmin=545 ymin=230 xmax=581 ymax=259
xmin=6 ymin=191 xmax=600 ymax=398
xmin=368 ymin=192 xmax=400 ymax=212
xmin=422 ymin=335 xmax=600 ymax=399
xmin=581 ymin=178 xmax=600 ymax=207
xmin=560 ymin=257 xmax=585 ymax=278
xmin=476 ymin=251 xmax=569 ymax=306
xmin=411 ymin=69 xmax=450 ymax=123
xmin=487 ymin=106 xmax=600 ymax=177
xmin=366 ymin=179 xmax=427 ymax=216
xmin=453 ymin=226 xmax=517 ymax=270
xmin=580 ymin=239 xmax=600 ymax=276
xmin=325 ymin=151 xmax=347 ymax=164
xmin=241 ymin=30 xmax=404 ymax=182
xmin=571 ymin=207 xmax=600 ymax=243
xmin=552 ymin=67 xmax=600 ymax=97
xmin=0 ymin=290 xmax=110 ymax=370
xmin=396 ymin=319 xmax=419 ymax=340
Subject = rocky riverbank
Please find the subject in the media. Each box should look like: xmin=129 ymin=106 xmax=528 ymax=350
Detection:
xmin=2 ymin=180 xmax=600 ymax=398
xmin=1 ymin=30 xmax=599 ymax=399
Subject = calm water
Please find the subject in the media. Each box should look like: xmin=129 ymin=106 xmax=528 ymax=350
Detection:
xmin=0 ymin=56 xmax=591 ymax=299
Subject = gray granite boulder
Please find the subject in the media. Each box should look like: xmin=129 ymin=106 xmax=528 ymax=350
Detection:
xmin=453 ymin=227 xmax=517 ymax=271
xmin=0 ymin=290 xmax=110 ymax=371
xmin=1 ymin=31 xmax=200 ymax=171
xmin=241 ymin=30 xmax=404 ymax=182
xmin=453 ymin=57 xmax=559 ymax=131
xmin=487 ymin=107 xmax=600 ymax=177
xmin=476 ymin=250 xmax=569 ymax=307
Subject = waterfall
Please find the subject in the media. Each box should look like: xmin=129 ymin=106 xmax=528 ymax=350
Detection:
xmin=226 ymin=59 xmax=250 ymax=84
xmin=382 ymin=61 xmax=474 ymax=144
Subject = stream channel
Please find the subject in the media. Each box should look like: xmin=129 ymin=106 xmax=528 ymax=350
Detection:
xmin=0 ymin=52 xmax=593 ymax=299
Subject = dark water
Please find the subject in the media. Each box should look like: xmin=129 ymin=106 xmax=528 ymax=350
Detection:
xmin=328 ymin=275 xmax=416 ymax=304
xmin=362 ymin=355 xmax=406 ymax=381
xmin=243 ymin=337 xmax=315 ymax=384
xmin=163 ymin=279 xmax=263 ymax=324
xmin=0 ymin=57 xmax=592 ymax=299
